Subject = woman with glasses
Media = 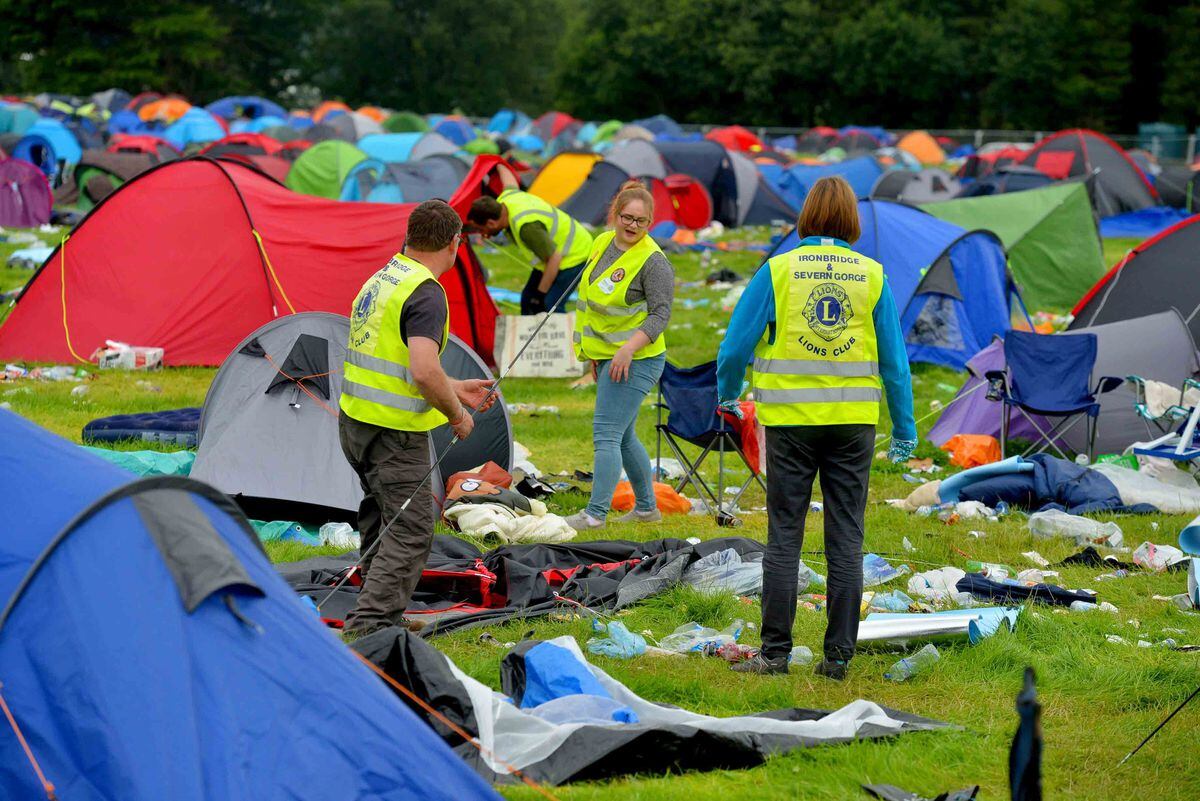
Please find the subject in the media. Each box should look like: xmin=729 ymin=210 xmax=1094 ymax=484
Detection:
xmin=565 ymin=181 xmax=675 ymax=531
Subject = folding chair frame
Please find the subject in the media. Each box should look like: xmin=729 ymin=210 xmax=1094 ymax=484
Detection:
xmin=988 ymin=370 xmax=1123 ymax=463
xmin=654 ymin=389 xmax=766 ymax=517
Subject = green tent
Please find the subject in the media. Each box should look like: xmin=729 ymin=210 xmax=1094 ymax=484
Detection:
xmin=463 ymin=137 xmax=500 ymax=156
xmin=383 ymin=111 xmax=429 ymax=133
xmin=285 ymin=140 xmax=367 ymax=199
xmin=921 ymin=181 xmax=1105 ymax=309
xmin=592 ymin=119 xmax=623 ymax=145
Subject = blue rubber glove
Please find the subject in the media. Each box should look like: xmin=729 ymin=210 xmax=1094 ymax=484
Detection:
xmin=717 ymin=400 xmax=745 ymax=420
xmin=888 ymin=438 xmax=918 ymax=464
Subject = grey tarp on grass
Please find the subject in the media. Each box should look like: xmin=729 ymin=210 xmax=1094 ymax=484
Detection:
xmin=192 ymin=314 xmax=512 ymax=521
xmin=355 ymin=628 xmax=949 ymax=786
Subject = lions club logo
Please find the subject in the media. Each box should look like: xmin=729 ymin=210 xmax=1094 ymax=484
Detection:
xmin=352 ymin=280 xmax=380 ymax=333
xmin=802 ymin=282 xmax=853 ymax=341
xmin=610 ymin=267 xmax=626 ymax=283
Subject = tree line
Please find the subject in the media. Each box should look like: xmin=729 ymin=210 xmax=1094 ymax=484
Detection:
xmin=1 ymin=0 xmax=1196 ymax=132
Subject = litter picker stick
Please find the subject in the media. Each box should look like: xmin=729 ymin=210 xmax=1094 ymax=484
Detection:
xmin=1116 ymin=683 xmax=1200 ymax=767
xmin=317 ymin=266 xmax=587 ymax=611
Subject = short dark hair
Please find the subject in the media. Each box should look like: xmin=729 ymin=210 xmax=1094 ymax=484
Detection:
xmin=467 ymin=196 xmax=503 ymax=226
xmin=407 ymin=200 xmax=463 ymax=251
xmin=797 ymin=176 xmax=861 ymax=243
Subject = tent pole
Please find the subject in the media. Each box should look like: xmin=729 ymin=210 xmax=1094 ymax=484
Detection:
xmin=317 ymin=267 xmax=590 ymax=611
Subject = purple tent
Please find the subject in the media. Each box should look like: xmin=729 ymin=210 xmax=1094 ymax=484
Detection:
xmin=927 ymin=338 xmax=1047 ymax=446
xmin=0 ymin=156 xmax=52 ymax=227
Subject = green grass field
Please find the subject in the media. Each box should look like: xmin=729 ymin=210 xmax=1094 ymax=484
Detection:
xmin=2 ymin=230 xmax=1198 ymax=800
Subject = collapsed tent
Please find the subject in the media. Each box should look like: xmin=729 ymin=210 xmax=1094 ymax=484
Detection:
xmin=285 ymin=140 xmax=367 ymax=198
xmin=528 ymin=152 xmax=601 ymax=207
xmin=1018 ymin=129 xmax=1157 ymax=216
xmin=870 ymin=168 xmax=961 ymax=204
xmin=191 ymin=313 xmax=511 ymax=521
xmin=765 ymin=199 xmax=1018 ymax=368
xmin=1071 ymin=215 xmax=1200 ymax=341
xmin=340 ymin=155 xmax=469 ymax=203
xmin=930 ymin=310 xmax=1200 ymax=455
xmin=0 ymin=157 xmax=52 ymax=226
xmin=0 ymin=157 xmax=497 ymax=365
xmin=921 ymin=181 xmax=1105 ymax=308
xmin=0 ymin=410 xmax=500 ymax=801
xmin=354 ymin=628 xmax=946 ymax=786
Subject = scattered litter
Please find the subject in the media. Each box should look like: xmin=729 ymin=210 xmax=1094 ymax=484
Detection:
xmin=1132 ymin=541 xmax=1187 ymax=572
xmin=70 ymin=385 xmax=89 ymax=397
xmin=869 ymin=590 xmax=916 ymax=613
xmin=587 ymin=620 xmax=647 ymax=659
xmin=908 ymin=567 xmax=967 ymax=604
xmin=788 ymin=645 xmax=814 ymax=665
xmin=1070 ymin=600 xmax=1118 ymax=613
xmin=968 ymin=530 xmax=986 ymax=539
xmin=658 ymin=620 xmax=744 ymax=655
xmin=966 ymin=560 xmax=1012 ymax=580
xmin=1028 ymin=509 xmax=1123 ymax=548
xmin=650 ymin=458 xmax=686 ymax=481
xmin=134 ymin=380 xmax=162 ymax=393
xmin=863 ymin=553 xmax=910 ymax=586
xmin=319 ymin=522 xmax=360 ymax=550
xmin=1022 ymin=551 xmax=1050 ymax=567
xmin=885 ymin=643 xmax=940 ymax=681
xmin=505 ymin=403 xmax=560 ymax=416
xmin=902 ymin=537 xmax=915 ymax=552
xmin=93 ymin=341 xmax=164 ymax=371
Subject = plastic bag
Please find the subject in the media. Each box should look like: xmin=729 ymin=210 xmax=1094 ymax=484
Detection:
xmin=586 ymin=621 xmax=647 ymax=659
xmin=526 ymin=694 xmax=639 ymax=725
xmin=610 ymin=480 xmax=692 ymax=515
xmin=319 ymin=522 xmax=360 ymax=550
xmin=940 ymin=434 xmax=1001 ymax=469
xmin=658 ymin=619 xmax=743 ymax=654
xmin=1028 ymin=509 xmax=1123 ymax=547
xmin=1132 ymin=541 xmax=1187 ymax=572
xmin=863 ymin=553 xmax=910 ymax=586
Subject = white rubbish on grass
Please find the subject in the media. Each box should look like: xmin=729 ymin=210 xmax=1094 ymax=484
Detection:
xmin=1028 ymin=509 xmax=1123 ymax=548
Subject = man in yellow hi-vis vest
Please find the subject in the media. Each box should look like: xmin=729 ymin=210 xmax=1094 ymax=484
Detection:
xmin=466 ymin=164 xmax=593 ymax=314
xmin=340 ymin=200 xmax=496 ymax=635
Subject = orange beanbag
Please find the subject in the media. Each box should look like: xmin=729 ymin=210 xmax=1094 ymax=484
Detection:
xmin=611 ymin=481 xmax=692 ymax=515
xmin=940 ymin=434 xmax=1002 ymax=469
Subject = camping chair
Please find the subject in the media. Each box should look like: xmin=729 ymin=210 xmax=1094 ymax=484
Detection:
xmin=985 ymin=331 xmax=1123 ymax=462
xmin=654 ymin=361 xmax=765 ymax=520
xmin=1127 ymin=376 xmax=1200 ymax=472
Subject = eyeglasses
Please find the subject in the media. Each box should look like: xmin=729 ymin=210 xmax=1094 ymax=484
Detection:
xmin=618 ymin=213 xmax=650 ymax=228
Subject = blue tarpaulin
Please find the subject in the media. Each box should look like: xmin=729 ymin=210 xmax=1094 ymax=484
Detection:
xmin=1100 ymin=207 xmax=1195 ymax=239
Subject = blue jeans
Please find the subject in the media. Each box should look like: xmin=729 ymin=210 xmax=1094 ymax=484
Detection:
xmin=586 ymin=353 xmax=666 ymax=518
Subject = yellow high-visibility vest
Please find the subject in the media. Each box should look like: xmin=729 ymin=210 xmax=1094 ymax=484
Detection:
xmin=752 ymin=242 xmax=884 ymax=426
xmin=498 ymin=188 xmax=593 ymax=268
xmin=573 ymin=230 xmax=667 ymax=361
xmin=340 ymin=253 xmax=449 ymax=431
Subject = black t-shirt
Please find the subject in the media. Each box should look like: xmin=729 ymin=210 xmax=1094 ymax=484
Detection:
xmin=399 ymin=280 xmax=448 ymax=347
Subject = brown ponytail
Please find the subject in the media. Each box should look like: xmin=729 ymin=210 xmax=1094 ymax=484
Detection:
xmin=608 ymin=179 xmax=655 ymax=226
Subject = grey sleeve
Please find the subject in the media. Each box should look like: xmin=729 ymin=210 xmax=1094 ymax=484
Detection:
xmin=399 ymin=280 xmax=448 ymax=347
xmin=636 ymin=253 xmax=675 ymax=343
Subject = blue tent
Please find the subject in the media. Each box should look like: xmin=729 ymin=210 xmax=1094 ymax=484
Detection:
xmin=633 ymin=114 xmax=682 ymax=137
xmin=487 ymin=108 xmax=530 ymax=136
xmin=432 ymin=117 xmax=476 ymax=147
xmin=0 ymin=103 xmax=39 ymax=136
xmin=340 ymin=155 xmax=469 ymax=203
xmin=287 ymin=113 xmax=314 ymax=130
xmin=107 ymin=108 xmax=161 ymax=136
xmin=14 ymin=118 xmax=82 ymax=167
xmin=0 ymin=410 xmax=500 ymax=801
xmin=764 ymin=156 xmax=884 ymax=208
xmin=839 ymin=125 xmax=893 ymax=147
xmin=232 ymin=115 xmax=288 ymax=134
xmin=1098 ymin=207 xmax=1194 ymax=239
xmin=764 ymin=199 xmax=1018 ymax=368
xmin=164 ymin=108 xmax=226 ymax=148
xmin=206 ymin=95 xmax=287 ymax=121
xmin=359 ymin=132 xmax=422 ymax=163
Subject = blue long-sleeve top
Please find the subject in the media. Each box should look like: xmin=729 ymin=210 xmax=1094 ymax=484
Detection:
xmin=716 ymin=236 xmax=917 ymax=441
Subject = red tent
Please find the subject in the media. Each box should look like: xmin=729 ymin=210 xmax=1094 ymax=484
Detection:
xmin=106 ymin=134 xmax=181 ymax=160
xmin=199 ymin=133 xmax=283 ymax=157
xmin=0 ymin=157 xmax=498 ymax=366
xmin=214 ymin=153 xmax=292 ymax=184
xmin=646 ymin=174 xmax=713 ymax=229
xmin=705 ymin=125 xmax=764 ymax=153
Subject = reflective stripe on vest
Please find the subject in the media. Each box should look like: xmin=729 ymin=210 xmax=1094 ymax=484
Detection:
xmin=340 ymin=253 xmax=450 ymax=431
xmin=573 ymin=230 xmax=667 ymax=361
xmin=751 ymin=244 xmax=884 ymax=427
xmin=498 ymin=189 xmax=593 ymax=267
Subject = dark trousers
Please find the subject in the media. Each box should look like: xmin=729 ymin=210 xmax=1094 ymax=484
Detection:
xmin=760 ymin=424 xmax=874 ymax=662
xmin=338 ymin=414 xmax=435 ymax=634
xmin=520 ymin=264 xmax=583 ymax=314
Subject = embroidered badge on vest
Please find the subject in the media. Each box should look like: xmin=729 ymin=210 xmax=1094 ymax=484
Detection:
xmin=610 ymin=267 xmax=626 ymax=283
xmin=803 ymin=282 xmax=853 ymax=341
xmin=352 ymin=279 xmax=380 ymax=335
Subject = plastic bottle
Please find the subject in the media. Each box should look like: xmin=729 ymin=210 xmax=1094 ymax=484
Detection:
xmin=1028 ymin=509 xmax=1122 ymax=546
xmin=966 ymin=560 xmax=1014 ymax=579
xmin=1070 ymin=600 xmax=1098 ymax=612
xmin=788 ymin=645 xmax=814 ymax=665
xmin=918 ymin=502 xmax=955 ymax=517
xmin=884 ymin=643 xmax=940 ymax=681
xmin=319 ymin=522 xmax=359 ymax=549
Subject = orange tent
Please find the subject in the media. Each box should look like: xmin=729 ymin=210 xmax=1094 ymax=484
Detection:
xmin=137 ymin=98 xmax=192 ymax=123
xmin=357 ymin=106 xmax=388 ymax=123
xmin=313 ymin=101 xmax=351 ymax=123
xmin=897 ymin=130 xmax=946 ymax=165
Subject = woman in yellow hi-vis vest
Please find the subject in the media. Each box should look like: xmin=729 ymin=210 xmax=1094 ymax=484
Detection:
xmin=717 ymin=177 xmax=916 ymax=679
xmin=565 ymin=182 xmax=675 ymax=531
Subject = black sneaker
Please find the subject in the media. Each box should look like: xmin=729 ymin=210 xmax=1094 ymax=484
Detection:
xmin=813 ymin=659 xmax=849 ymax=681
xmin=730 ymin=654 xmax=789 ymax=674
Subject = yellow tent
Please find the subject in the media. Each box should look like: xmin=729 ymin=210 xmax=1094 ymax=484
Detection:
xmin=897 ymin=131 xmax=946 ymax=165
xmin=528 ymin=152 xmax=601 ymax=207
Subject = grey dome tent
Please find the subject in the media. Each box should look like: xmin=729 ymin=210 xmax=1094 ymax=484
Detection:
xmin=871 ymin=168 xmax=962 ymax=203
xmin=191 ymin=313 xmax=512 ymax=522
